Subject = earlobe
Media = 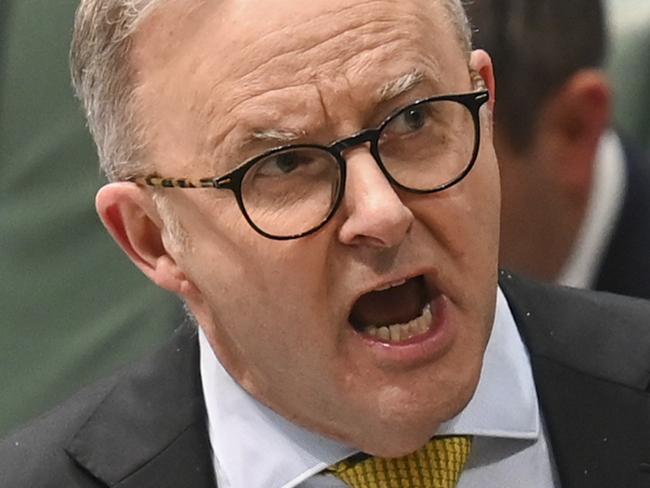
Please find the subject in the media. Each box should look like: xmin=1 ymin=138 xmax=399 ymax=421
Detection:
xmin=96 ymin=183 xmax=196 ymax=297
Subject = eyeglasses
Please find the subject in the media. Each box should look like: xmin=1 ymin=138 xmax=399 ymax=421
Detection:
xmin=128 ymin=89 xmax=489 ymax=240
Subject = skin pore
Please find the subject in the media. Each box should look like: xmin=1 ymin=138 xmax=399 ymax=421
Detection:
xmin=96 ymin=0 xmax=501 ymax=457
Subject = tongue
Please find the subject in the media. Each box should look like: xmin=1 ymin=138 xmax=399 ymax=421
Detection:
xmin=350 ymin=277 xmax=427 ymax=329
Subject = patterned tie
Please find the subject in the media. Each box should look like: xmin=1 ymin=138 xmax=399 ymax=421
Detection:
xmin=325 ymin=436 xmax=472 ymax=488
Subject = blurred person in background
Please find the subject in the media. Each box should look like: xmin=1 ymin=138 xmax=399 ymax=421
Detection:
xmin=0 ymin=1 xmax=183 ymax=436
xmin=466 ymin=0 xmax=650 ymax=297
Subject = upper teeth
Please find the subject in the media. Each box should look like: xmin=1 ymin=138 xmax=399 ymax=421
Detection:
xmin=375 ymin=279 xmax=407 ymax=292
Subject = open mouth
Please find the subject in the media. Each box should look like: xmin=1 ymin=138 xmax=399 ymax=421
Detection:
xmin=349 ymin=275 xmax=437 ymax=344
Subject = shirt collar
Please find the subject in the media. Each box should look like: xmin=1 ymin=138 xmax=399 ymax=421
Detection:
xmin=557 ymin=130 xmax=627 ymax=288
xmin=199 ymin=287 xmax=539 ymax=488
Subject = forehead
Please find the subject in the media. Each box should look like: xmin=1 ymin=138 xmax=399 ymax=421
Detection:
xmin=131 ymin=0 xmax=468 ymax=171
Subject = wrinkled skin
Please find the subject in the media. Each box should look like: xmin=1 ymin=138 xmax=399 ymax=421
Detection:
xmin=98 ymin=0 xmax=501 ymax=457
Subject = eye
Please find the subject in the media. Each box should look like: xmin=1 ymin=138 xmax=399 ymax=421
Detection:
xmin=390 ymin=105 xmax=429 ymax=135
xmin=273 ymin=153 xmax=302 ymax=174
xmin=258 ymin=152 xmax=311 ymax=176
xmin=253 ymin=148 xmax=334 ymax=179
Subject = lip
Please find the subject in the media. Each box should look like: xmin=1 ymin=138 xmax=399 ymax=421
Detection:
xmin=350 ymin=293 xmax=455 ymax=367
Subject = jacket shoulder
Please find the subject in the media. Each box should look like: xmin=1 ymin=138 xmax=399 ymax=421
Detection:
xmin=0 ymin=376 xmax=117 ymax=487
xmin=500 ymin=271 xmax=650 ymax=391
xmin=0 ymin=325 xmax=207 ymax=488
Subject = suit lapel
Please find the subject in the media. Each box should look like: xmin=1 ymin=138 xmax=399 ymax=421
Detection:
xmin=113 ymin=420 xmax=214 ymax=488
xmin=66 ymin=325 xmax=216 ymax=488
xmin=500 ymin=273 xmax=650 ymax=488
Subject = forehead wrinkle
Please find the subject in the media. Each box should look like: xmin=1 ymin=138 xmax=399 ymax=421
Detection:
xmin=213 ymin=24 xmax=416 ymax=129
xmin=204 ymin=82 xmax=324 ymax=161
xmin=234 ymin=0 xmax=453 ymax=88
xmin=220 ymin=19 xmax=440 ymax=124
xmin=195 ymin=1 xmax=455 ymax=167
xmin=200 ymin=2 xmax=444 ymax=115
xmin=231 ymin=14 xmax=403 ymax=95
xmin=202 ymin=64 xmax=438 ymax=169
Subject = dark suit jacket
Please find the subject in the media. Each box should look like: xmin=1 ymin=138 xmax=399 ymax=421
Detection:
xmin=595 ymin=142 xmax=650 ymax=299
xmin=1 ymin=274 xmax=650 ymax=487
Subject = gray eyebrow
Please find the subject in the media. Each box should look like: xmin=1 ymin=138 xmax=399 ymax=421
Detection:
xmin=378 ymin=69 xmax=427 ymax=102
xmin=250 ymin=128 xmax=307 ymax=144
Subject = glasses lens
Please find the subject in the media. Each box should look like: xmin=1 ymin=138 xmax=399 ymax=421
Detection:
xmin=378 ymin=99 xmax=476 ymax=190
xmin=241 ymin=147 xmax=341 ymax=238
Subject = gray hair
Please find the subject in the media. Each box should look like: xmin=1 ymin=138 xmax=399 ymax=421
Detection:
xmin=71 ymin=0 xmax=164 ymax=181
xmin=70 ymin=0 xmax=472 ymax=181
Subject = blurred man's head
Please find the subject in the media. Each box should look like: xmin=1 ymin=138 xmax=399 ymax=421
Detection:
xmin=466 ymin=0 xmax=611 ymax=281
xmin=72 ymin=0 xmax=500 ymax=457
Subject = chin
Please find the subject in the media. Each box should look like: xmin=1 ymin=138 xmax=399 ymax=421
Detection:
xmin=348 ymin=371 xmax=480 ymax=457
xmin=338 ymin=402 xmax=458 ymax=458
xmin=360 ymin=428 xmax=438 ymax=458
xmin=343 ymin=407 xmax=447 ymax=458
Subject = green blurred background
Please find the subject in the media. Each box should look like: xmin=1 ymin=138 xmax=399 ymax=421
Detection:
xmin=609 ymin=0 xmax=650 ymax=146
xmin=0 ymin=0 xmax=183 ymax=437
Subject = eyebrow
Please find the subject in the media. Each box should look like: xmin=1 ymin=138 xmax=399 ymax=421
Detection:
xmin=377 ymin=69 xmax=427 ymax=102
xmin=250 ymin=128 xmax=307 ymax=144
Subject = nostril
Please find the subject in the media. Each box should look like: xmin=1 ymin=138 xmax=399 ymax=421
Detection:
xmin=338 ymin=200 xmax=413 ymax=248
xmin=344 ymin=234 xmax=392 ymax=248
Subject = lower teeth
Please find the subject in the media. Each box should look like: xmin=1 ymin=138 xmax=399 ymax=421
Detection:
xmin=364 ymin=303 xmax=433 ymax=342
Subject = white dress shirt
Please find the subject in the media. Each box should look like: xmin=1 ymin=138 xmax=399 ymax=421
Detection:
xmin=557 ymin=131 xmax=627 ymax=289
xmin=199 ymin=288 xmax=559 ymax=488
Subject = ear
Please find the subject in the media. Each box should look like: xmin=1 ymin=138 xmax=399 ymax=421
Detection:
xmin=469 ymin=49 xmax=496 ymax=111
xmin=96 ymin=183 xmax=199 ymax=299
xmin=535 ymin=70 xmax=611 ymax=198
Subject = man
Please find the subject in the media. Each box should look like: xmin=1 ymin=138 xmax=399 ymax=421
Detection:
xmin=465 ymin=0 xmax=650 ymax=297
xmin=1 ymin=1 xmax=649 ymax=487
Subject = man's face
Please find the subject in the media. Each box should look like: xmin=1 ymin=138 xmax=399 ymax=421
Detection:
xmin=130 ymin=0 xmax=500 ymax=456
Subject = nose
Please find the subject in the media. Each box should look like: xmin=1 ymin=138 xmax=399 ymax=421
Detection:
xmin=338 ymin=148 xmax=414 ymax=248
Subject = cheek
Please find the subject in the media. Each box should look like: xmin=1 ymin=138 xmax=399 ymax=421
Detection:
xmin=179 ymin=215 xmax=336 ymax=351
xmin=424 ymin=148 xmax=500 ymax=315
xmin=427 ymin=149 xmax=500 ymax=264
xmin=467 ymin=147 xmax=501 ymax=250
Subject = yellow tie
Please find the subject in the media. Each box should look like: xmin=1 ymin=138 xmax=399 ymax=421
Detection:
xmin=326 ymin=436 xmax=472 ymax=488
